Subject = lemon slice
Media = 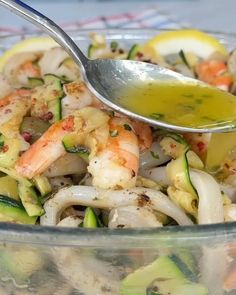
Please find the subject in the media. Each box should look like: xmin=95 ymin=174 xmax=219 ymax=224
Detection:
xmin=0 ymin=36 xmax=58 ymax=71
xmin=145 ymin=29 xmax=228 ymax=60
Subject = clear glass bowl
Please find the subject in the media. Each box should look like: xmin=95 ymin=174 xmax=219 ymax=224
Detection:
xmin=0 ymin=29 xmax=236 ymax=295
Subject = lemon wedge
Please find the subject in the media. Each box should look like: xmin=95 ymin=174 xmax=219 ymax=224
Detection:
xmin=0 ymin=36 xmax=58 ymax=71
xmin=145 ymin=29 xmax=228 ymax=60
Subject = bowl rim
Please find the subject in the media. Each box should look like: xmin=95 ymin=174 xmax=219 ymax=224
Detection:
xmin=1 ymin=221 xmax=236 ymax=247
xmin=1 ymin=28 xmax=236 ymax=246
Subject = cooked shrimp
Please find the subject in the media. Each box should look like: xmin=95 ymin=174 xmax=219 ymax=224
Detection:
xmin=4 ymin=52 xmax=41 ymax=87
xmin=62 ymin=81 xmax=102 ymax=117
xmin=19 ymin=60 xmax=41 ymax=79
xmin=196 ymin=60 xmax=233 ymax=91
xmin=88 ymin=117 xmax=139 ymax=189
xmin=0 ymin=89 xmax=31 ymax=139
xmin=15 ymin=107 xmax=109 ymax=178
xmin=16 ymin=107 xmax=140 ymax=189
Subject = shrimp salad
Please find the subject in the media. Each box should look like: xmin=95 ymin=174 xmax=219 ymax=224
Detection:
xmin=0 ymin=30 xmax=236 ymax=294
xmin=0 ymin=30 xmax=234 ymax=228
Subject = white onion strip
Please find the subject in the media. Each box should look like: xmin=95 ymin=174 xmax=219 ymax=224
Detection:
xmin=139 ymin=140 xmax=170 ymax=169
xmin=190 ymin=170 xmax=226 ymax=295
xmin=190 ymin=169 xmax=224 ymax=224
xmin=140 ymin=166 xmax=170 ymax=187
xmin=108 ymin=206 xmax=162 ymax=228
xmin=220 ymin=183 xmax=236 ymax=203
xmin=40 ymin=186 xmax=193 ymax=226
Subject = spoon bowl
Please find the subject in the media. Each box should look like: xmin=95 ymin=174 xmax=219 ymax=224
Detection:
xmin=85 ymin=59 xmax=236 ymax=133
xmin=1 ymin=0 xmax=236 ymax=133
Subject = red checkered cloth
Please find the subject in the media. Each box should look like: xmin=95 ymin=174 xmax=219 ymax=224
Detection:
xmin=0 ymin=7 xmax=183 ymax=35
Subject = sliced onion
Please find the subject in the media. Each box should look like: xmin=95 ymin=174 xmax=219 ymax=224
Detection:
xmin=41 ymin=186 xmax=193 ymax=226
xmin=108 ymin=206 xmax=162 ymax=228
xmin=190 ymin=170 xmax=226 ymax=295
xmin=224 ymin=204 xmax=236 ymax=221
xmin=58 ymin=216 xmax=82 ymax=227
xmin=44 ymin=153 xmax=87 ymax=178
xmin=39 ymin=47 xmax=68 ymax=75
xmin=140 ymin=166 xmax=170 ymax=187
xmin=39 ymin=47 xmax=80 ymax=80
xmin=190 ymin=169 xmax=224 ymax=224
xmin=49 ymin=176 xmax=73 ymax=191
xmin=139 ymin=140 xmax=170 ymax=169
xmin=220 ymin=183 xmax=236 ymax=203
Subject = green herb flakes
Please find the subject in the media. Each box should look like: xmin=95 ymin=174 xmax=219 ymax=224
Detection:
xmin=124 ymin=124 xmax=132 ymax=131
xmin=110 ymin=41 xmax=119 ymax=50
xmin=150 ymin=113 xmax=165 ymax=120
xmin=150 ymin=151 xmax=159 ymax=159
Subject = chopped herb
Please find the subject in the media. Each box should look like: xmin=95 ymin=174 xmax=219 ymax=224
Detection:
xmin=201 ymin=116 xmax=215 ymax=122
xmin=182 ymin=93 xmax=194 ymax=98
xmin=195 ymin=99 xmax=203 ymax=104
xmin=104 ymin=109 xmax=115 ymax=117
xmin=165 ymin=132 xmax=187 ymax=144
xmin=93 ymin=197 xmax=99 ymax=201
xmin=201 ymin=94 xmax=212 ymax=98
xmin=179 ymin=49 xmax=191 ymax=69
xmin=124 ymin=124 xmax=132 ymax=131
xmin=66 ymin=145 xmax=90 ymax=155
xmin=110 ymin=41 xmax=118 ymax=50
xmin=180 ymin=104 xmax=195 ymax=111
xmin=150 ymin=151 xmax=159 ymax=159
xmin=146 ymin=286 xmax=162 ymax=295
xmin=110 ymin=130 xmax=119 ymax=137
xmin=0 ymin=141 xmax=4 ymax=149
xmin=150 ymin=113 xmax=165 ymax=120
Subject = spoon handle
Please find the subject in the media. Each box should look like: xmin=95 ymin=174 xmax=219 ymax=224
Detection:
xmin=0 ymin=0 xmax=88 ymax=69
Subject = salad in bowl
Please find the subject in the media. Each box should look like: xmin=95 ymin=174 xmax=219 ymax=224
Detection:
xmin=0 ymin=29 xmax=235 ymax=294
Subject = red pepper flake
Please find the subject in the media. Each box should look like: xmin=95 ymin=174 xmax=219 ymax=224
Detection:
xmin=224 ymin=163 xmax=230 ymax=169
xmin=40 ymin=112 xmax=53 ymax=121
xmin=21 ymin=132 xmax=32 ymax=142
xmin=137 ymin=52 xmax=144 ymax=59
xmin=52 ymin=90 xmax=59 ymax=97
xmin=170 ymin=143 xmax=176 ymax=149
xmin=197 ymin=141 xmax=205 ymax=152
xmin=31 ymin=98 xmax=37 ymax=105
xmin=61 ymin=116 xmax=74 ymax=131
xmin=2 ymin=145 xmax=9 ymax=153
xmin=4 ymin=109 xmax=11 ymax=114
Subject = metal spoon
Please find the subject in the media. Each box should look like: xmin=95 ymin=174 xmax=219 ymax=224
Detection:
xmin=0 ymin=0 xmax=235 ymax=133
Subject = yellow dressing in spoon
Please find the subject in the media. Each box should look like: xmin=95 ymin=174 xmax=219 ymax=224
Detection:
xmin=119 ymin=81 xmax=236 ymax=129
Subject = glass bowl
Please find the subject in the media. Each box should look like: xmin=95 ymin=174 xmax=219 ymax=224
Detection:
xmin=0 ymin=29 xmax=236 ymax=295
